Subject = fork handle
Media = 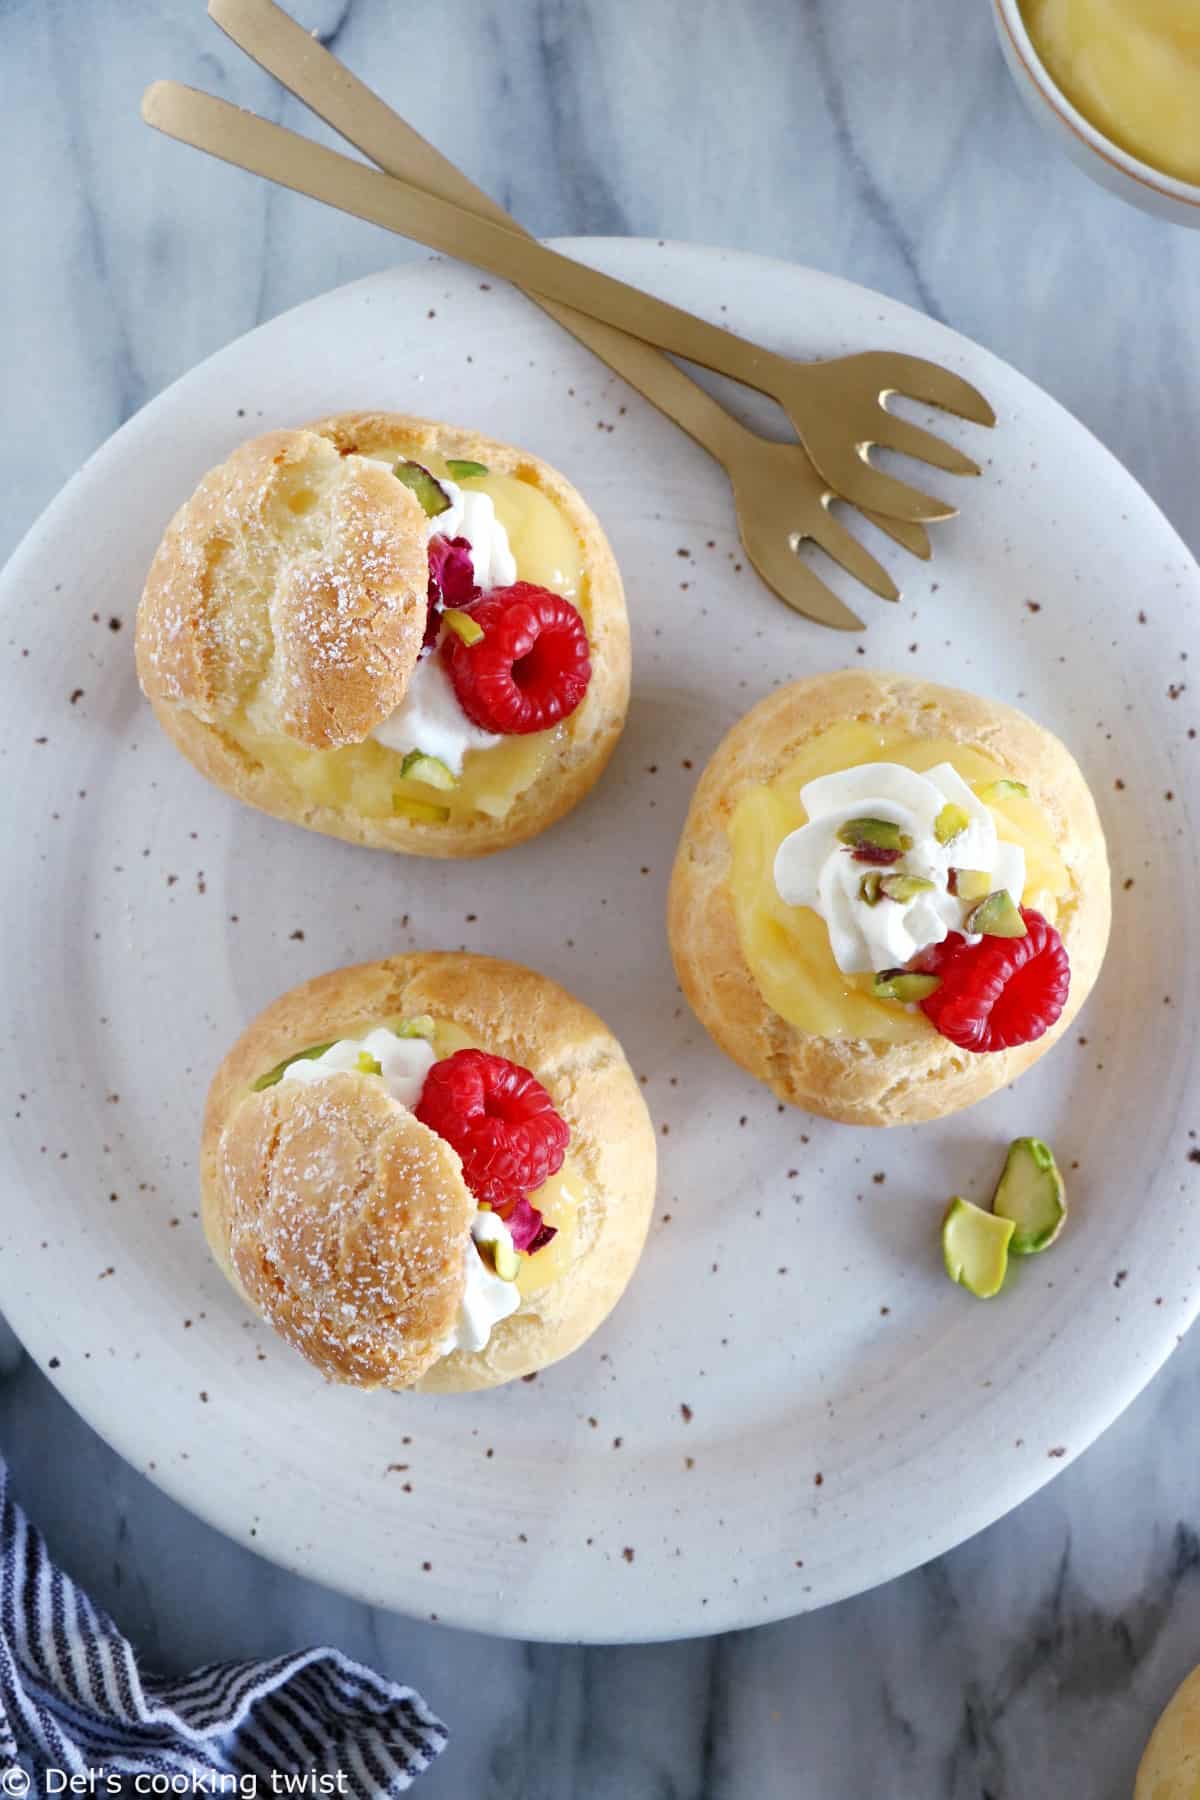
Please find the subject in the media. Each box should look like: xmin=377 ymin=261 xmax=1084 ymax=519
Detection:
xmin=141 ymin=83 xmax=785 ymax=408
xmin=204 ymin=0 xmax=750 ymax=468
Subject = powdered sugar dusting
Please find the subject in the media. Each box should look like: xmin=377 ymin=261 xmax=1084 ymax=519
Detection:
xmin=222 ymin=1070 xmax=473 ymax=1388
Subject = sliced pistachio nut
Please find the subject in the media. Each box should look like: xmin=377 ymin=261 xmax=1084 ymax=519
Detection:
xmin=992 ymin=1137 xmax=1066 ymax=1254
xmin=879 ymin=873 xmax=937 ymax=903
xmin=356 ymin=1051 xmax=383 ymax=1076
xmin=441 ymin=607 xmax=485 ymax=647
xmin=392 ymin=1014 xmax=437 ymax=1042
xmin=934 ymin=801 xmax=970 ymax=845
xmin=950 ymin=867 xmax=992 ymax=902
xmin=491 ymin=1240 xmax=521 ymax=1281
xmin=964 ymin=890 xmax=1027 ymax=938
xmin=978 ymin=778 xmax=1030 ymax=803
xmin=942 ymin=1197 xmax=1014 ymax=1299
xmin=251 ymin=1041 xmax=336 ymax=1092
xmin=872 ymin=969 xmax=942 ymax=1003
xmin=392 ymin=459 xmax=452 ymax=518
xmin=444 ymin=458 xmax=489 ymax=480
xmin=859 ymin=871 xmax=885 ymax=907
xmin=400 ymin=749 xmax=458 ymax=791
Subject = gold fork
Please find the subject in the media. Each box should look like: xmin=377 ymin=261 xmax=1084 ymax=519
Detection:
xmin=143 ymin=72 xmax=928 ymax=632
xmin=142 ymin=65 xmax=991 ymax=530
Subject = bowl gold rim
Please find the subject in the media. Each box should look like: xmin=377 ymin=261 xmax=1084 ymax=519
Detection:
xmin=992 ymin=0 xmax=1200 ymax=210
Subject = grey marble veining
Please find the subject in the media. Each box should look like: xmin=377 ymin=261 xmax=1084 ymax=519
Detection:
xmin=4 ymin=0 xmax=1200 ymax=1794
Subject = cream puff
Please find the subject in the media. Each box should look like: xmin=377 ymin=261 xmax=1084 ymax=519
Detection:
xmin=668 ymin=672 xmax=1111 ymax=1127
xmin=201 ymin=952 xmax=657 ymax=1391
xmin=136 ymin=412 xmax=630 ymax=857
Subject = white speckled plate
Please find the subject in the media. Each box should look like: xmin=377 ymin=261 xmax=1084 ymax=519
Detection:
xmin=2 ymin=242 xmax=1197 ymax=1644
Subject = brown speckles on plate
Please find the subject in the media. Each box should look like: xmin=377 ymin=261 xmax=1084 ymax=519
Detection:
xmin=622 ymin=1547 xmax=635 ymax=1564
xmin=1047 ymin=1447 xmax=1067 ymax=1459
xmin=680 ymin=1403 xmax=693 ymax=1424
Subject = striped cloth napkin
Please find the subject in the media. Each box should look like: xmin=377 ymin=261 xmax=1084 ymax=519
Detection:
xmin=0 ymin=1461 xmax=446 ymax=1798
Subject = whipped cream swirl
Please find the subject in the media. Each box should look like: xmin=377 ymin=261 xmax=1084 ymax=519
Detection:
xmin=773 ymin=762 xmax=1026 ymax=976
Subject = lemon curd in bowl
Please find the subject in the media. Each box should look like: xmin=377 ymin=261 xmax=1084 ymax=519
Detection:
xmin=1018 ymin=0 xmax=1200 ymax=189
xmin=227 ymin=447 xmax=588 ymax=826
xmin=727 ymin=720 xmax=1070 ymax=1045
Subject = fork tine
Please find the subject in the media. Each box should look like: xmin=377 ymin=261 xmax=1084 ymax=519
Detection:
xmin=814 ymin=439 xmax=958 ymax=525
xmin=858 ymin=352 xmax=997 ymax=428
xmin=870 ymin=412 xmax=981 ymax=478
xmin=739 ymin=517 xmax=864 ymax=631
xmin=862 ymin=511 xmax=932 ymax=559
xmin=808 ymin=508 xmax=900 ymax=604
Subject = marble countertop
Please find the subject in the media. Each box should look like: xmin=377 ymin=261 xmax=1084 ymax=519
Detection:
xmin=5 ymin=1 xmax=1200 ymax=1794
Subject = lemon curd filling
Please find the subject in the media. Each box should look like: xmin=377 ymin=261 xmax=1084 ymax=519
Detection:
xmin=728 ymin=722 xmax=1069 ymax=1044
xmin=228 ymin=446 xmax=588 ymax=823
xmin=1020 ymin=0 xmax=1200 ymax=186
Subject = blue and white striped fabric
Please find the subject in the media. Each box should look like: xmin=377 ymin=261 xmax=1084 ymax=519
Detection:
xmin=0 ymin=1461 xmax=446 ymax=1798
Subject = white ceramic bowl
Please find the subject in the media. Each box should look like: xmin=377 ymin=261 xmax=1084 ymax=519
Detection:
xmin=992 ymin=0 xmax=1200 ymax=227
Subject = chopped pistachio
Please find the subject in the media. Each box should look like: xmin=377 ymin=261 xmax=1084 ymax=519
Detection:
xmin=392 ymin=459 xmax=451 ymax=517
xmin=950 ymin=868 xmax=992 ymax=902
xmin=836 ymin=817 xmax=913 ymax=859
xmin=491 ymin=1240 xmax=520 ymax=1281
xmin=942 ymin=1197 xmax=1014 ymax=1298
xmin=400 ymin=749 xmax=458 ymax=791
xmin=993 ymin=1137 xmax=1066 ymax=1254
xmin=356 ymin=1051 xmax=383 ymax=1076
xmin=391 ymin=1014 xmax=437 ymax=1042
xmin=445 ymin=458 xmax=489 ymax=480
xmin=251 ymin=1041 xmax=335 ymax=1092
xmin=978 ymin=778 xmax=1029 ymax=803
xmin=964 ymin=890 xmax=1027 ymax=938
xmin=934 ymin=801 xmax=970 ymax=845
xmin=879 ymin=873 xmax=937 ymax=903
xmin=442 ymin=607 xmax=485 ymax=647
xmin=872 ymin=969 xmax=942 ymax=1003
xmin=859 ymin=871 xmax=885 ymax=907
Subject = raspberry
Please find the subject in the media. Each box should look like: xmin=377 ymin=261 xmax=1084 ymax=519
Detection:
xmin=442 ymin=582 xmax=591 ymax=734
xmin=918 ymin=908 xmax=1071 ymax=1054
xmin=415 ymin=1048 xmax=569 ymax=1209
